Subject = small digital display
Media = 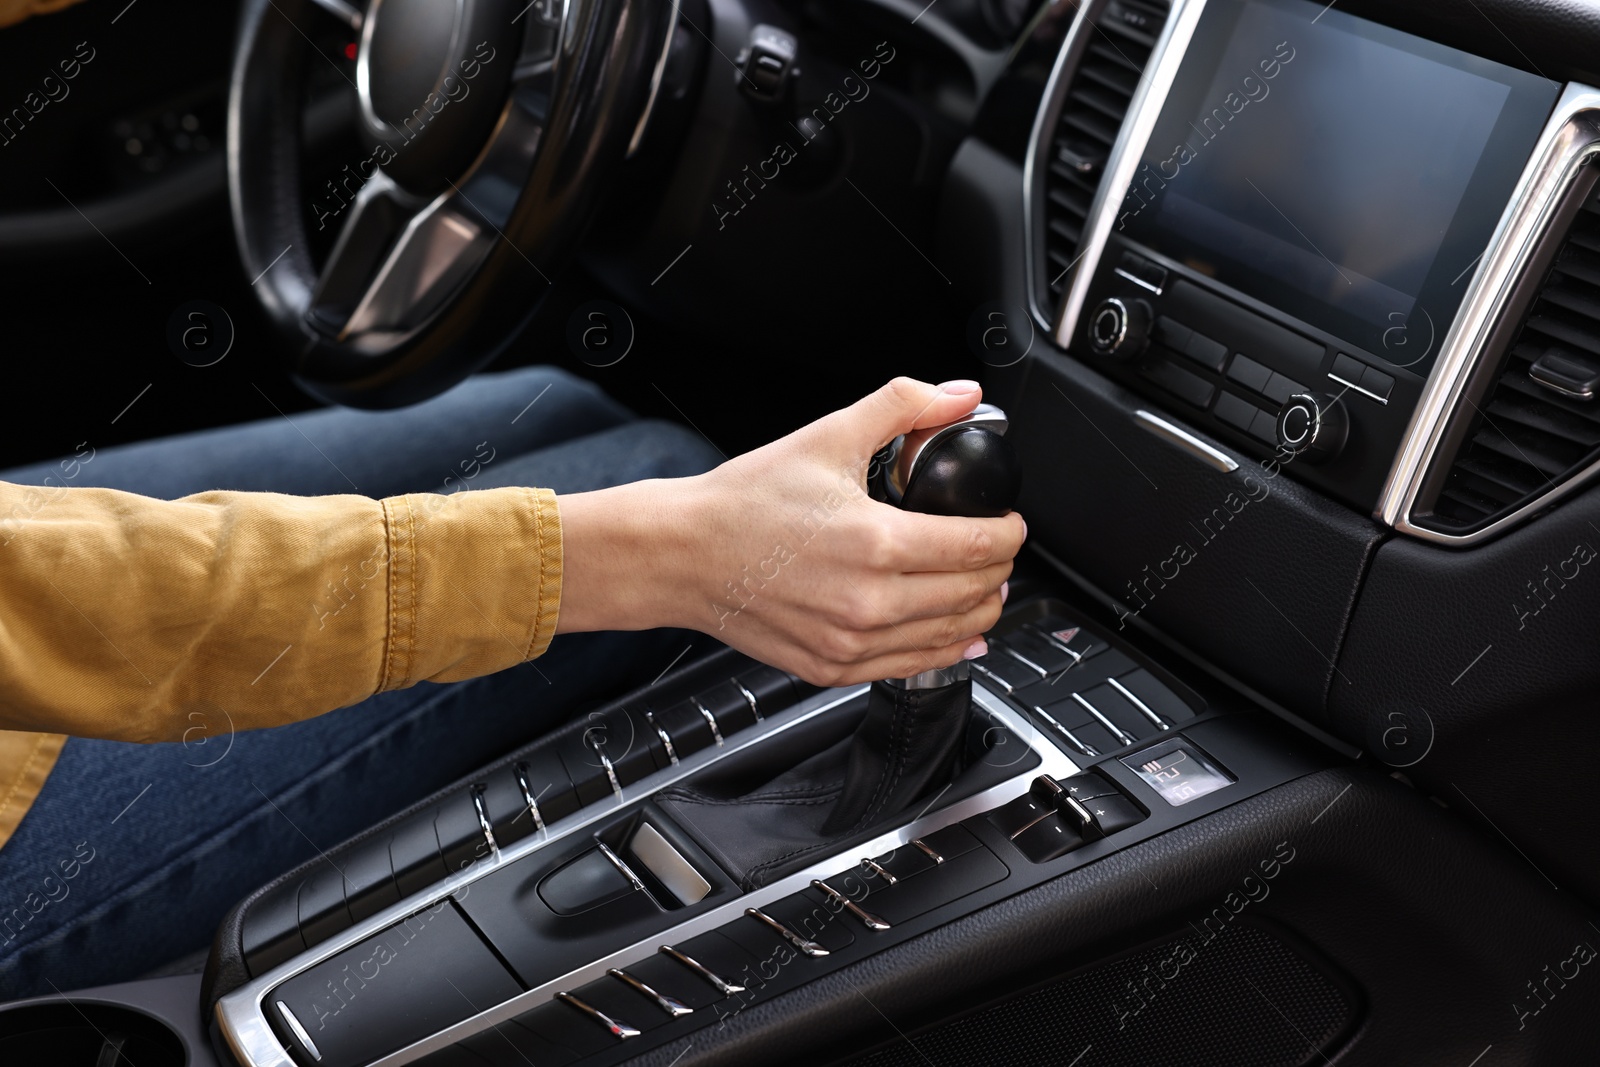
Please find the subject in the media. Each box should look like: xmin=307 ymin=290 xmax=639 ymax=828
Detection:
xmin=1126 ymin=742 xmax=1234 ymax=806
xmin=1118 ymin=0 xmax=1559 ymax=374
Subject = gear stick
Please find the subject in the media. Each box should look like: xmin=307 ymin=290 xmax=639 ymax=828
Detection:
xmin=822 ymin=404 xmax=1022 ymax=834
xmin=653 ymin=404 xmax=1023 ymax=888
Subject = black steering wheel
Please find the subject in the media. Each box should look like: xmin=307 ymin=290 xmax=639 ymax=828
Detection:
xmin=229 ymin=0 xmax=678 ymax=407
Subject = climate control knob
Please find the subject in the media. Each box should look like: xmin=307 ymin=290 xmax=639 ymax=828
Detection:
xmin=1087 ymin=297 xmax=1151 ymax=359
xmin=1276 ymin=392 xmax=1348 ymax=464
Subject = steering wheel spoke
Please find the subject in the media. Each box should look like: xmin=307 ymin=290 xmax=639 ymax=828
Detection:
xmin=320 ymin=182 xmax=496 ymax=346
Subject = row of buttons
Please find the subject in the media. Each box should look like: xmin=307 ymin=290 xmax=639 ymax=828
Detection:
xmin=241 ymin=666 xmax=803 ymax=976
xmin=1329 ymin=352 xmax=1394 ymax=403
xmin=1154 ymin=315 xmax=1228 ymax=372
xmin=420 ymin=827 xmax=1009 ymax=1064
xmin=971 ymin=618 xmax=1195 ymax=761
xmin=983 ymin=773 xmax=1147 ymax=863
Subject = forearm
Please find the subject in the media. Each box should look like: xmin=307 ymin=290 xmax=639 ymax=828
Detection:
xmin=0 ymin=482 xmax=561 ymax=742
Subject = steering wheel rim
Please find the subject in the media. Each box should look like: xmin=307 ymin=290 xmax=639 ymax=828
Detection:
xmin=229 ymin=0 xmax=678 ymax=408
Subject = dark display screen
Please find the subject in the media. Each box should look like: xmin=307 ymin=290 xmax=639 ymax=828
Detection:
xmin=1126 ymin=741 xmax=1234 ymax=806
xmin=1117 ymin=0 xmax=1559 ymax=374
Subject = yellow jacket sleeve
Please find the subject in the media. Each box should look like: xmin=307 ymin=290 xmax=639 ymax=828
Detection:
xmin=0 ymin=482 xmax=562 ymax=843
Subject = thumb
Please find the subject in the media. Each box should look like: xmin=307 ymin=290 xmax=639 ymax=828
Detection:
xmin=843 ymin=377 xmax=983 ymax=455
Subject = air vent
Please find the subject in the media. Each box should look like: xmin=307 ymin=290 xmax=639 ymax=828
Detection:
xmin=1037 ymin=0 xmax=1171 ymax=313
xmin=1424 ymin=178 xmax=1600 ymax=533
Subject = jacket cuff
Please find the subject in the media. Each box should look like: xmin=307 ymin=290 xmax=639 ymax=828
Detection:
xmin=379 ymin=486 xmax=563 ymax=690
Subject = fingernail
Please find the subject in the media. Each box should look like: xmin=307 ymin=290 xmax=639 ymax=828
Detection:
xmin=1000 ymin=581 xmax=1010 ymax=604
xmin=963 ymin=638 xmax=988 ymax=660
xmin=1020 ymin=517 xmax=1028 ymax=541
xmin=940 ymin=380 xmax=980 ymax=395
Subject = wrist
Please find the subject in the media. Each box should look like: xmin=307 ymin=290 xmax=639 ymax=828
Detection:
xmin=552 ymin=475 xmax=705 ymax=636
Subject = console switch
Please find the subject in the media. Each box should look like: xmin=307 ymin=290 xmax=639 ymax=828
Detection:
xmin=1084 ymin=793 xmax=1146 ymax=837
xmin=1012 ymin=814 xmax=1085 ymax=862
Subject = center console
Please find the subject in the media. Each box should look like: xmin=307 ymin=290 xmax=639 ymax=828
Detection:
xmin=209 ymin=603 xmax=1325 ymax=1067
xmin=1067 ymin=0 xmax=1560 ymax=513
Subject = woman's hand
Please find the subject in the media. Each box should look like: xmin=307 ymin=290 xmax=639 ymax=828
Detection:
xmin=557 ymin=378 xmax=1027 ymax=686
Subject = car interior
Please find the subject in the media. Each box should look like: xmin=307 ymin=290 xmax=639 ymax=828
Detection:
xmin=3 ymin=0 xmax=1600 ymax=1063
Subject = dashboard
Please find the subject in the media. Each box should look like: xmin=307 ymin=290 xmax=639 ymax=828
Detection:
xmin=1031 ymin=0 xmax=1600 ymax=544
xmin=959 ymin=0 xmax=1600 ymax=904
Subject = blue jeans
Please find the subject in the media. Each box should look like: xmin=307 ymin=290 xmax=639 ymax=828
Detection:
xmin=0 ymin=367 xmax=724 ymax=999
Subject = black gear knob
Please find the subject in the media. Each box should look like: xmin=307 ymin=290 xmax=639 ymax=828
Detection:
xmin=827 ymin=402 xmax=1022 ymax=836
xmin=869 ymin=403 xmax=1023 ymax=517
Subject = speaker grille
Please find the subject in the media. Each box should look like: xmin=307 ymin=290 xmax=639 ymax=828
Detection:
xmin=830 ymin=922 xmax=1356 ymax=1067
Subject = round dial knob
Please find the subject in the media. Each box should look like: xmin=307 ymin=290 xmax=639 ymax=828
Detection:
xmin=1088 ymin=297 xmax=1151 ymax=359
xmin=1276 ymin=392 xmax=1348 ymax=464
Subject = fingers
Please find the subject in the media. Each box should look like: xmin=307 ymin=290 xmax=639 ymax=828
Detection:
xmin=881 ymin=561 xmax=1012 ymax=624
xmin=838 ymin=377 xmax=984 ymax=456
xmin=818 ymin=634 xmax=989 ymax=688
xmin=887 ymin=511 xmax=1026 ymax=574
xmin=794 ymin=585 xmax=1004 ymax=684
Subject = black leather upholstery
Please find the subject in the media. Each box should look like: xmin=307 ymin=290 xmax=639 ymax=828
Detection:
xmin=823 ymin=679 xmax=974 ymax=836
xmin=654 ymin=684 xmax=1029 ymax=889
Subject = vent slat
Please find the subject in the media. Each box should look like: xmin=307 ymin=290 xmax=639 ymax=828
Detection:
xmin=1068 ymin=84 xmax=1135 ymax=124
xmin=1523 ymin=311 xmax=1600 ymax=358
xmin=1536 ymin=280 xmax=1600 ymax=325
xmin=1078 ymin=62 xmax=1140 ymax=99
xmin=1048 ymin=216 xmax=1084 ymax=245
xmin=1086 ymin=39 xmax=1145 ymax=74
xmin=1423 ymin=177 xmax=1600 ymax=534
xmin=1048 ymin=182 xmax=1092 ymax=219
xmin=1059 ymin=107 xmax=1121 ymax=147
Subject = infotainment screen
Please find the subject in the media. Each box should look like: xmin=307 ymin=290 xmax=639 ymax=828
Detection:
xmin=1116 ymin=0 xmax=1559 ymax=374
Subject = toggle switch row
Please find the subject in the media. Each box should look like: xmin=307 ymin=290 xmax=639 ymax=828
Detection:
xmin=981 ymin=773 xmax=1147 ymax=862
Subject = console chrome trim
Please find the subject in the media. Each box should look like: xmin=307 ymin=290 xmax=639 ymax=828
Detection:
xmin=658 ymin=945 xmax=745 ymax=995
xmin=746 ymin=906 xmax=829 ymax=957
xmin=274 ymin=1001 xmax=321 ymax=1062
xmin=597 ymin=840 xmax=647 ymax=892
xmin=1378 ymin=85 xmax=1600 ymax=545
xmin=1326 ymin=372 xmax=1389 ymax=407
xmin=1133 ymin=410 xmax=1239 ymax=472
xmin=217 ymin=684 xmax=1077 ymax=1067
xmin=554 ymin=991 xmax=641 ymax=1040
xmin=1051 ymin=0 xmax=1208 ymax=348
xmin=693 ymin=697 xmax=726 ymax=746
xmin=607 ymin=967 xmax=694 ymax=1017
xmin=1114 ymin=266 xmax=1164 ymax=295
xmin=1106 ymin=676 xmax=1167 ymax=732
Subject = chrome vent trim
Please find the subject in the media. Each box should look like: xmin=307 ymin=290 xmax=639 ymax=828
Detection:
xmin=1415 ymin=170 xmax=1600 ymax=533
xmin=1380 ymin=85 xmax=1600 ymax=546
xmin=1024 ymin=0 xmax=1175 ymax=330
xmin=1042 ymin=0 xmax=1206 ymax=346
